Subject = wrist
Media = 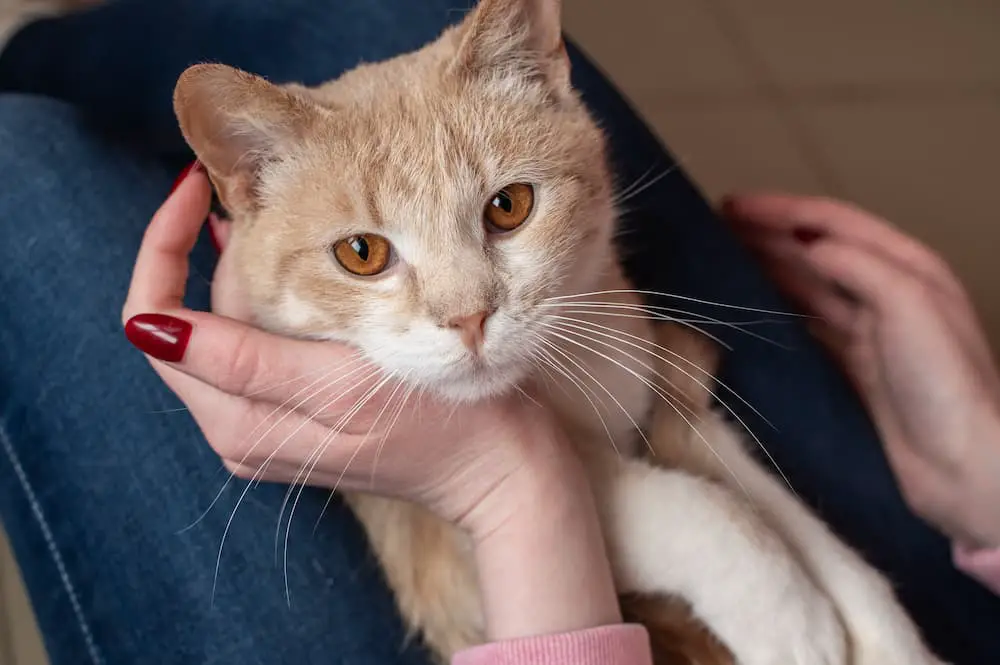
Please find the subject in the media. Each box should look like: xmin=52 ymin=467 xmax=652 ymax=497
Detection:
xmin=469 ymin=428 xmax=622 ymax=641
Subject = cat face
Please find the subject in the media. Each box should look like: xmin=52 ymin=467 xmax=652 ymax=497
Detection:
xmin=175 ymin=0 xmax=617 ymax=401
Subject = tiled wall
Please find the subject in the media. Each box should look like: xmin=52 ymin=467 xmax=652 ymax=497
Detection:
xmin=565 ymin=0 xmax=1000 ymax=347
xmin=2 ymin=1 xmax=999 ymax=663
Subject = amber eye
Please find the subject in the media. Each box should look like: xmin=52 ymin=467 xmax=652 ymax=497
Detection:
xmin=484 ymin=183 xmax=534 ymax=232
xmin=332 ymin=234 xmax=392 ymax=276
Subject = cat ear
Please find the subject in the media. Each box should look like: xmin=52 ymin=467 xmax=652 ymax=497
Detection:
xmin=173 ymin=64 xmax=321 ymax=214
xmin=454 ymin=0 xmax=570 ymax=99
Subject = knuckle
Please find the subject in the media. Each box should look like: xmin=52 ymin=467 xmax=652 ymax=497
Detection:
xmin=224 ymin=326 xmax=267 ymax=396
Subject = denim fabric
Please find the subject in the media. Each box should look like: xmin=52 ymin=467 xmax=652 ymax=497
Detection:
xmin=0 ymin=1 xmax=996 ymax=664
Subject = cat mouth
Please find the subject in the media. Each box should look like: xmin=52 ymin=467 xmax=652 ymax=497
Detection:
xmin=431 ymin=353 xmax=529 ymax=401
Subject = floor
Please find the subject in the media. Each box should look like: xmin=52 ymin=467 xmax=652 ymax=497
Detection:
xmin=2 ymin=0 xmax=999 ymax=663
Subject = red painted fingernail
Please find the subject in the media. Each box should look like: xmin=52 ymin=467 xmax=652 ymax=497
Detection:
xmin=793 ymin=227 xmax=824 ymax=244
xmin=125 ymin=313 xmax=192 ymax=362
xmin=170 ymin=160 xmax=202 ymax=195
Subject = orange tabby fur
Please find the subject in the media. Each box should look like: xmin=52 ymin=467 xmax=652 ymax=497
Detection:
xmin=172 ymin=1 xmax=946 ymax=663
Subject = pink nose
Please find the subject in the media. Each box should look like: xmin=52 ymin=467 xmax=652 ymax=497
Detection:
xmin=447 ymin=310 xmax=491 ymax=353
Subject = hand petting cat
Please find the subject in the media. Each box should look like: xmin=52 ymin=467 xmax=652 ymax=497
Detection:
xmin=723 ymin=194 xmax=1000 ymax=564
xmin=124 ymin=163 xmax=569 ymax=537
xmin=122 ymin=164 xmax=625 ymax=642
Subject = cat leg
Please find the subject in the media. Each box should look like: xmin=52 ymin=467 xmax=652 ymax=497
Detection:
xmin=647 ymin=323 xmax=946 ymax=664
xmin=346 ymin=492 xmax=483 ymax=662
xmin=595 ymin=457 xmax=847 ymax=665
xmin=686 ymin=416 xmax=948 ymax=665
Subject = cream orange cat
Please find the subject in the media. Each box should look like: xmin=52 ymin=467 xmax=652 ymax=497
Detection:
xmin=173 ymin=0 xmax=947 ymax=663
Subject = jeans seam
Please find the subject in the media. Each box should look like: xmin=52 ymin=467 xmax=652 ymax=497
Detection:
xmin=0 ymin=425 xmax=103 ymax=665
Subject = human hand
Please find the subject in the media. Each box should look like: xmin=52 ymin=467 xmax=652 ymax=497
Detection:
xmin=723 ymin=193 xmax=1000 ymax=548
xmin=121 ymin=163 xmax=573 ymax=541
xmin=123 ymin=164 xmax=624 ymax=638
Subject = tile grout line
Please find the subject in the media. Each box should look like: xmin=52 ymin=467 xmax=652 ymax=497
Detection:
xmin=698 ymin=0 xmax=851 ymax=199
xmin=632 ymin=84 xmax=1000 ymax=110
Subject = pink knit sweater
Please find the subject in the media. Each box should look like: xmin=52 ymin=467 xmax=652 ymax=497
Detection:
xmin=452 ymin=626 xmax=652 ymax=665
xmin=451 ymin=548 xmax=1000 ymax=665
xmin=954 ymin=543 xmax=1000 ymax=595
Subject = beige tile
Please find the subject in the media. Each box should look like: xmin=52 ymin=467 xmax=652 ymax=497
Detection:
xmin=564 ymin=0 xmax=759 ymax=100
xmin=713 ymin=0 xmax=1000 ymax=91
xmin=799 ymin=98 xmax=1000 ymax=346
xmin=1 ymin=529 xmax=49 ymax=665
xmin=639 ymin=100 xmax=827 ymax=201
xmin=1 ymin=530 xmax=14 ymax=665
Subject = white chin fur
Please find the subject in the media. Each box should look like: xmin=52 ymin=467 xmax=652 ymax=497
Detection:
xmin=427 ymin=363 xmax=529 ymax=403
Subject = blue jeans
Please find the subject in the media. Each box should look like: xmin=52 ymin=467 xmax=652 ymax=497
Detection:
xmin=0 ymin=1 xmax=996 ymax=663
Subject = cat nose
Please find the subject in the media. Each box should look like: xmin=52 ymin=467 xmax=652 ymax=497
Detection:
xmin=447 ymin=310 xmax=492 ymax=353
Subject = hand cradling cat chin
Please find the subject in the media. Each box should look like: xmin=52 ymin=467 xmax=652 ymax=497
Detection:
xmin=149 ymin=0 xmax=951 ymax=663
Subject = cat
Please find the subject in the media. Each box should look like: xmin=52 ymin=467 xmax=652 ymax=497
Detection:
xmin=172 ymin=0 xmax=948 ymax=663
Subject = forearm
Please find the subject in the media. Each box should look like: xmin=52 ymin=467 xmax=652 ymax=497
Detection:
xmin=471 ymin=455 xmax=621 ymax=642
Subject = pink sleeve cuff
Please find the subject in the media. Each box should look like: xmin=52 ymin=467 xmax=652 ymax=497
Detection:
xmin=452 ymin=625 xmax=652 ymax=665
xmin=953 ymin=542 xmax=1000 ymax=596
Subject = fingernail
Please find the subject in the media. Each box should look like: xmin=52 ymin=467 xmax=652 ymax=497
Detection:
xmin=170 ymin=160 xmax=202 ymax=195
xmin=125 ymin=313 xmax=192 ymax=362
xmin=207 ymin=213 xmax=222 ymax=254
xmin=793 ymin=227 xmax=824 ymax=244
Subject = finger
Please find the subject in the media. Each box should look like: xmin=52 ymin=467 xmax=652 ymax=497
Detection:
xmin=744 ymin=235 xmax=861 ymax=330
xmin=122 ymin=164 xmax=213 ymax=322
xmin=209 ymin=237 xmax=252 ymax=321
xmin=796 ymin=238 xmax=928 ymax=318
xmin=125 ymin=308 xmax=375 ymax=409
xmin=208 ymin=212 xmax=232 ymax=252
xmin=722 ymin=193 xmax=960 ymax=294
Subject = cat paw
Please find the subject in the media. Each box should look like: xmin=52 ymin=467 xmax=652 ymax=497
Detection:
xmin=726 ymin=595 xmax=848 ymax=665
xmin=835 ymin=583 xmax=948 ymax=665
xmin=849 ymin=634 xmax=949 ymax=665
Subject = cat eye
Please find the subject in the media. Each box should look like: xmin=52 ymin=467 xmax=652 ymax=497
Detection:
xmin=332 ymin=233 xmax=392 ymax=276
xmin=484 ymin=183 xmax=534 ymax=233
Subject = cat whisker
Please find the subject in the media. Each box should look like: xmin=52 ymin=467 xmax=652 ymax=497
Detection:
xmin=541 ymin=313 xmax=776 ymax=431
xmin=540 ymin=314 xmax=795 ymax=494
xmin=611 ymin=164 xmax=680 ymax=206
xmin=542 ymin=316 xmax=790 ymax=493
xmin=544 ymin=301 xmax=788 ymax=349
xmin=542 ymin=318 xmax=699 ymax=411
xmin=547 ymin=306 xmax=733 ymax=351
xmin=612 ymin=163 xmax=659 ymax=205
xmin=534 ymin=339 xmax=621 ymax=456
xmin=146 ymin=406 xmax=193 ymax=415
xmin=539 ymin=321 xmax=701 ymax=429
xmin=540 ymin=323 xmax=753 ymax=499
xmin=164 ymin=350 xmax=369 ymax=420
xmin=547 ymin=300 xmax=794 ymax=331
xmin=182 ymin=355 xmax=372 ymax=537
xmin=209 ymin=366 xmax=382 ymax=604
xmin=369 ymin=376 xmax=418 ymax=491
xmin=545 ymin=288 xmax=813 ymax=319
xmin=533 ymin=338 xmax=612 ymax=426
xmin=275 ymin=370 xmax=394 ymax=550
xmin=280 ymin=372 xmax=397 ymax=604
xmin=250 ymin=359 xmax=382 ymax=489
xmin=536 ymin=335 xmax=644 ymax=455
xmin=512 ymin=383 xmax=543 ymax=408
xmin=310 ymin=380 xmax=422 ymax=535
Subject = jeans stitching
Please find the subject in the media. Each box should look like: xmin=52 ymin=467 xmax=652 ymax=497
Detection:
xmin=0 ymin=425 xmax=103 ymax=665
